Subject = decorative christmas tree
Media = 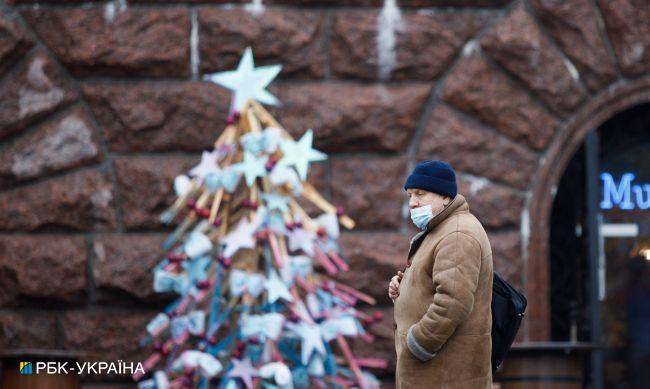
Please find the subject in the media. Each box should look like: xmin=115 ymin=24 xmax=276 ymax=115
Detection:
xmin=135 ymin=48 xmax=386 ymax=389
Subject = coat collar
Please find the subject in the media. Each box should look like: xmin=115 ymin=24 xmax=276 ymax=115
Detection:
xmin=425 ymin=193 xmax=468 ymax=230
xmin=407 ymin=194 xmax=468 ymax=261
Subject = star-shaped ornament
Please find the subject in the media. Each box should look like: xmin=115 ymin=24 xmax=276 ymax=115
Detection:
xmin=232 ymin=152 xmax=268 ymax=187
xmin=189 ymin=150 xmax=221 ymax=182
xmin=227 ymin=358 xmax=257 ymax=389
xmin=314 ymin=213 xmax=340 ymax=239
xmin=262 ymin=192 xmax=290 ymax=214
xmin=269 ymin=164 xmax=303 ymax=194
xmin=277 ymin=129 xmax=327 ymax=181
xmin=203 ymin=47 xmax=282 ymax=112
xmin=288 ymin=227 xmax=316 ymax=256
xmin=264 ymin=270 xmax=293 ymax=304
xmin=221 ymin=215 xmax=262 ymax=258
xmin=287 ymin=322 xmax=327 ymax=365
xmin=183 ymin=255 xmax=211 ymax=283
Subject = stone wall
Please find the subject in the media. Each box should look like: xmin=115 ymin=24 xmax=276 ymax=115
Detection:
xmin=0 ymin=0 xmax=648 ymax=387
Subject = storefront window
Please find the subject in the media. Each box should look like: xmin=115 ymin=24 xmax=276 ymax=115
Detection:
xmin=598 ymin=104 xmax=649 ymax=388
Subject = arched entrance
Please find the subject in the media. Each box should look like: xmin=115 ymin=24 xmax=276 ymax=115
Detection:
xmin=526 ymin=76 xmax=650 ymax=342
xmin=523 ymin=77 xmax=650 ymax=388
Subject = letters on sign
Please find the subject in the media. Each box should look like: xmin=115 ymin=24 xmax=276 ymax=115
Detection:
xmin=600 ymin=172 xmax=650 ymax=210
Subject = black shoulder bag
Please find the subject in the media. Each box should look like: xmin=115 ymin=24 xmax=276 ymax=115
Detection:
xmin=491 ymin=271 xmax=527 ymax=373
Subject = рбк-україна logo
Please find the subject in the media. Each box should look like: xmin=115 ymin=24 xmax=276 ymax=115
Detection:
xmin=19 ymin=362 xmax=33 ymax=375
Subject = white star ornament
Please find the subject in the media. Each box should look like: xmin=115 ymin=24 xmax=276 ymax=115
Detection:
xmin=203 ymin=47 xmax=282 ymax=112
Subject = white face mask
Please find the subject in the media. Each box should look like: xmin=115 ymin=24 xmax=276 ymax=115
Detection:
xmin=410 ymin=204 xmax=433 ymax=230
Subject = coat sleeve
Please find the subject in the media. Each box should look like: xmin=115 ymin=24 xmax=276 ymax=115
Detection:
xmin=407 ymin=231 xmax=482 ymax=361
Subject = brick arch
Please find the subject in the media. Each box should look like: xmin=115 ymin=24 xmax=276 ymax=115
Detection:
xmin=524 ymin=75 xmax=650 ymax=341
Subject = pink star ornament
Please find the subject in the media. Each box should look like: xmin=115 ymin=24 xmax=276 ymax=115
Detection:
xmin=288 ymin=227 xmax=316 ymax=256
xmin=221 ymin=214 xmax=263 ymax=258
xmin=227 ymin=358 xmax=258 ymax=389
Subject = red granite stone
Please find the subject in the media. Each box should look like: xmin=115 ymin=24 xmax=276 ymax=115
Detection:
xmin=60 ymin=310 xmax=152 ymax=362
xmin=331 ymin=156 xmax=407 ymax=230
xmin=0 ymin=12 xmax=34 ymax=77
xmin=417 ymin=104 xmax=538 ymax=191
xmin=530 ymin=0 xmax=617 ymax=91
xmin=82 ymin=82 xmax=230 ymax=152
xmin=269 ymin=83 xmax=430 ymax=153
xmin=0 ymin=311 xmax=57 ymax=349
xmin=442 ymin=51 xmax=559 ymax=151
xmin=0 ymin=106 xmax=102 ymax=189
xmin=0 ymin=168 xmax=117 ymax=232
xmin=488 ymin=230 xmax=524 ymax=290
xmin=198 ymin=7 xmax=326 ymax=78
xmin=92 ymin=233 xmax=170 ymax=303
xmin=338 ymin=232 xmax=410 ymax=304
xmin=457 ymin=175 xmax=524 ymax=230
xmin=0 ymin=234 xmax=87 ymax=305
xmin=331 ymin=9 xmax=491 ymax=80
xmin=22 ymin=6 xmax=190 ymax=77
xmin=596 ymin=0 xmax=650 ymax=76
xmin=481 ymin=3 xmax=587 ymax=116
xmin=0 ymin=49 xmax=77 ymax=141
xmin=113 ymin=156 xmax=197 ymax=230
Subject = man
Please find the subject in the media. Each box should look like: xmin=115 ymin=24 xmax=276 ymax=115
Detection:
xmin=388 ymin=160 xmax=493 ymax=389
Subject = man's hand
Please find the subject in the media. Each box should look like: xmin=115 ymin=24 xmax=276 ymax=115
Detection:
xmin=388 ymin=271 xmax=404 ymax=300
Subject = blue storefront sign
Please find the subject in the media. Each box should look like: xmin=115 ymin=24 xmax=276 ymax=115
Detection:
xmin=600 ymin=172 xmax=650 ymax=210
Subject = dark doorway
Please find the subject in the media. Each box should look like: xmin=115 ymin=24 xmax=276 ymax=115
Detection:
xmin=550 ymin=103 xmax=650 ymax=388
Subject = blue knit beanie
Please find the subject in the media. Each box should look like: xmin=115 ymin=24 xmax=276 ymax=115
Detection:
xmin=404 ymin=160 xmax=457 ymax=198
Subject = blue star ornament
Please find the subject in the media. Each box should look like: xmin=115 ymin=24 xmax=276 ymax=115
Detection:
xmin=264 ymin=270 xmax=293 ymax=304
xmin=278 ymin=129 xmax=327 ymax=181
xmin=203 ymin=47 xmax=282 ymax=112
xmin=286 ymin=322 xmax=327 ymax=365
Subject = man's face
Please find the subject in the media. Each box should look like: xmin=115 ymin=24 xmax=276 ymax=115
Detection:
xmin=407 ymin=188 xmax=451 ymax=216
